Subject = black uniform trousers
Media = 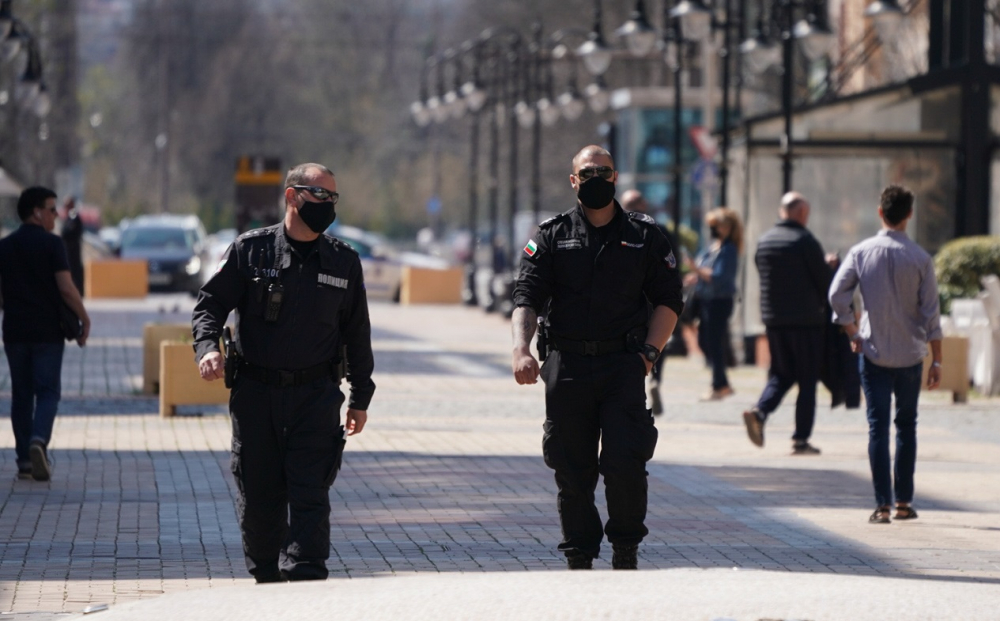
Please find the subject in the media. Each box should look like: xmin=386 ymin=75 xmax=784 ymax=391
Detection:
xmin=756 ymin=326 xmax=824 ymax=441
xmin=541 ymin=349 xmax=658 ymax=559
xmin=229 ymin=375 xmax=345 ymax=581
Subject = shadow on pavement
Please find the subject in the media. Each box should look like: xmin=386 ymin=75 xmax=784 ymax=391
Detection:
xmin=0 ymin=448 xmax=994 ymax=586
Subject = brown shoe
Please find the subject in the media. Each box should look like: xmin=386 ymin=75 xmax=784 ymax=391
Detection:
xmin=700 ymin=386 xmax=735 ymax=401
xmin=742 ymin=408 xmax=765 ymax=447
xmin=792 ymin=441 xmax=821 ymax=455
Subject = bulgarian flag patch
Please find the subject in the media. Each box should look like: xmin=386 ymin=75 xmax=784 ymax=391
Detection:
xmin=524 ymin=239 xmax=538 ymax=257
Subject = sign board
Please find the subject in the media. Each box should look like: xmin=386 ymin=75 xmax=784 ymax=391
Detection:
xmin=688 ymin=126 xmax=718 ymax=161
xmin=234 ymin=156 xmax=283 ymax=232
xmin=691 ymin=159 xmax=718 ymax=193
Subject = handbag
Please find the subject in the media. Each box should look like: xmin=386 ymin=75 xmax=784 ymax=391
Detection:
xmin=59 ymin=302 xmax=83 ymax=341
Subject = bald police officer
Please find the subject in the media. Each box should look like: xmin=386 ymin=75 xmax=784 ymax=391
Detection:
xmin=512 ymin=146 xmax=683 ymax=570
xmin=192 ymin=162 xmax=374 ymax=583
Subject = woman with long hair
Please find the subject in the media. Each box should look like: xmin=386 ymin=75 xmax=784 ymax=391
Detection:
xmin=685 ymin=207 xmax=743 ymax=401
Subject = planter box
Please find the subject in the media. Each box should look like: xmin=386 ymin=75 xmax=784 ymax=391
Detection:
xmin=85 ymin=259 xmax=148 ymax=298
xmin=159 ymin=341 xmax=229 ymax=417
xmin=143 ymin=323 xmax=195 ymax=394
xmin=400 ymin=266 xmax=464 ymax=304
xmin=923 ymin=335 xmax=970 ymax=403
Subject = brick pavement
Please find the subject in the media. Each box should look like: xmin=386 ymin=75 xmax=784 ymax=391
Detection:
xmin=0 ymin=298 xmax=998 ymax=617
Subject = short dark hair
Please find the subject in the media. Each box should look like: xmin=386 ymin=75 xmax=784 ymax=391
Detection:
xmin=284 ymin=163 xmax=335 ymax=189
xmin=879 ymin=185 xmax=914 ymax=226
xmin=16 ymin=186 xmax=57 ymax=222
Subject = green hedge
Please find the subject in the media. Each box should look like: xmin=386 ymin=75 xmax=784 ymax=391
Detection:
xmin=934 ymin=235 xmax=1000 ymax=313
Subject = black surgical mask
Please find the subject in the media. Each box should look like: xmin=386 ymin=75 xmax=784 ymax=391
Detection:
xmin=709 ymin=226 xmax=721 ymax=239
xmin=298 ymin=199 xmax=337 ymax=233
xmin=577 ymin=176 xmax=616 ymax=210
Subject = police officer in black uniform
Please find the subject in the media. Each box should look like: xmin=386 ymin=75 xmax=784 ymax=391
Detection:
xmin=512 ymin=145 xmax=683 ymax=570
xmin=192 ymin=162 xmax=374 ymax=583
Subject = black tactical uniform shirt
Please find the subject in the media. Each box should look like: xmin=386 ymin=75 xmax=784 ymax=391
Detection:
xmin=192 ymin=224 xmax=375 ymax=410
xmin=513 ymin=202 xmax=684 ymax=341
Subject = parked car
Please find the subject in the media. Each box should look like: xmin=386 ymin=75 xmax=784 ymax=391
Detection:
xmin=326 ymin=224 xmax=450 ymax=302
xmin=119 ymin=214 xmax=209 ymax=296
xmin=201 ymin=228 xmax=238 ymax=285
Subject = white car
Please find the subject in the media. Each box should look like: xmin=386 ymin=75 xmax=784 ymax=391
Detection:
xmin=327 ymin=225 xmax=449 ymax=302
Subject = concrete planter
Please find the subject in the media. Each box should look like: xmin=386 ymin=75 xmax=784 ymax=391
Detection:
xmin=159 ymin=341 xmax=229 ymax=417
xmin=85 ymin=259 xmax=148 ymax=298
xmin=143 ymin=323 xmax=195 ymax=394
xmin=923 ymin=335 xmax=970 ymax=403
xmin=400 ymin=266 xmax=464 ymax=304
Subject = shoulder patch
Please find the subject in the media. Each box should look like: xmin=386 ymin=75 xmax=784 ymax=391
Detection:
xmin=237 ymin=225 xmax=277 ymax=241
xmin=626 ymin=212 xmax=656 ymax=225
xmin=331 ymin=237 xmax=359 ymax=255
xmin=538 ymin=213 xmax=570 ymax=229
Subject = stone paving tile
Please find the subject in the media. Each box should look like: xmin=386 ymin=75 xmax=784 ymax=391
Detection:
xmin=0 ymin=298 xmax=998 ymax=615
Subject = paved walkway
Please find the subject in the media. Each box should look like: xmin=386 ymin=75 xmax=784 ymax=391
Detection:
xmin=0 ymin=298 xmax=998 ymax=619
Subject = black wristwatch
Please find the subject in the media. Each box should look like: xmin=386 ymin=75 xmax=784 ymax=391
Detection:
xmin=641 ymin=344 xmax=660 ymax=363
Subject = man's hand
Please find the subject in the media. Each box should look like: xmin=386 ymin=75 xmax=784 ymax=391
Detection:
xmin=346 ymin=408 xmax=367 ymax=435
xmin=850 ymin=337 xmax=863 ymax=354
xmin=513 ymin=348 xmax=540 ymax=385
xmin=76 ymin=318 xmax=91 ymax=348
xmin=927 ymin=365 xmax=941 ymax=390
xmin=198 ymin=352 xmax=225 ymax=381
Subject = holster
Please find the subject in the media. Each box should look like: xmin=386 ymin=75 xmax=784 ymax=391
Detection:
xmin=223 ymin=327 xmax=238 ymax=389
xmin=625 ymin=325 xmax=648 ymax=354
xmin=333 ymin=344 xmax=347 ymax=382
xmin=536 ymin=317 xmax=549 ymax=362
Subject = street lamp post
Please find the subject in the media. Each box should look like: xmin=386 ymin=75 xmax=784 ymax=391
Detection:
xmin=738 ymin=0 xmax=834 ymax=192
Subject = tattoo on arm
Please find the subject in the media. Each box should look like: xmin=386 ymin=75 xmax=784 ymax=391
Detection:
xmin=512 ymin=307 xmax=538 ymax=350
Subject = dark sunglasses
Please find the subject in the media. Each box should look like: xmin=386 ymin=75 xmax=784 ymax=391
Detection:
xmin=576 ymin=166 xmax=615 ymax=181
xmin=292 ymin=185 xmax=340 ymax=205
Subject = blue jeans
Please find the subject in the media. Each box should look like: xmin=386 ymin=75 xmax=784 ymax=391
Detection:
xmin=5 ymin=342 xmax=64 ymax=468
xmin=859 ymin=356 xmax=922 ymax=508
xmin=698 ymin=298 xmax=734 ymax=390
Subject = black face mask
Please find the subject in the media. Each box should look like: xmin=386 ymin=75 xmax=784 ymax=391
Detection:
xmin=709 ymin=226 xmax=721 ymax=239
xmin=577 ymin=176 xmax=616 ymax=210
xmin=298 ymin=199 xmax=336 ymax=233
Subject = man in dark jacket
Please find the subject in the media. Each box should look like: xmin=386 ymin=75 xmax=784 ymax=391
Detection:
xmin=192 ymin=162 xmax=374 ymax=582
xmin=0 ymin=187 xmax=90 ymax=481
xmin=742 ymin=192 xmax=830 ymax=454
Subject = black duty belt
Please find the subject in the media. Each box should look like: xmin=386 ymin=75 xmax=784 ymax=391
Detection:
xmin=549 ymin=335 xmax=626 ymax=356
xmin=238 ymin=360 xmax=336 ymax=387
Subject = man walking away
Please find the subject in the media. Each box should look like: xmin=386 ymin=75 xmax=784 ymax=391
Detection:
xmin=0 ymin=187 xmax=90 ymax=481
xmin=828 ymin=185 xmax=941 ymax=524
xmin=742 ymin=192 xmax=831 ymax=455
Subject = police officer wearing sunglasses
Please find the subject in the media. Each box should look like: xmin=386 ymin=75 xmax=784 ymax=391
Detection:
xmin=512 ymin=145 xmax=683 ymax=570
xmin=192 ymin=162 xmax=374 ymax=583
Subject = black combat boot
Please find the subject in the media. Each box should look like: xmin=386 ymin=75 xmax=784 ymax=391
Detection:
xmin=611 ymin=545 xmax=638 ymax=570
xmin=566 ymin=552 xmax=593 ymax=570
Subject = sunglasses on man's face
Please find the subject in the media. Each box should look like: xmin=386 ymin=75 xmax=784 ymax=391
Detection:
xmin=292 ymin=185 xmax=340 ymax=205
xmin=575 ymin=166 xmax=615 ymax=181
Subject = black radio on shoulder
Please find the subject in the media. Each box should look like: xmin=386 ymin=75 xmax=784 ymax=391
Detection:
xmin=264 ymin=282 xmax=284 ymax=322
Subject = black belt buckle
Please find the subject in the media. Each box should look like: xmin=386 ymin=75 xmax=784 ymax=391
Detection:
xmin=583 ymin=341 xmax=598 ymax=356
xmin=277 ymin=369 xmax=296 ymax=387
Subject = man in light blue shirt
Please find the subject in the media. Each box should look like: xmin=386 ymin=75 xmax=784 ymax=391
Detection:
xmin=828 ymin=185 xmax=942 ymax=525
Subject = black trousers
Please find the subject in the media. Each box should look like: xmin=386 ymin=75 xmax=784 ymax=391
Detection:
xmin=229 ymin=375 xmax=345 ymax=581
xmin=756 ymin=326 xmax=824 ymax=441
xmin=541 ymin=350 xmax=658 ymax=559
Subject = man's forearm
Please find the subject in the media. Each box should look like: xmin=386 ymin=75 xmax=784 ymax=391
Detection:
xmin=930 ymin=339 xmax=942 ymax=364
xmin=512 ymin=306 xmax=538 ymax=352
xmin=647 ymin=305 xmax=678 ymax=351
